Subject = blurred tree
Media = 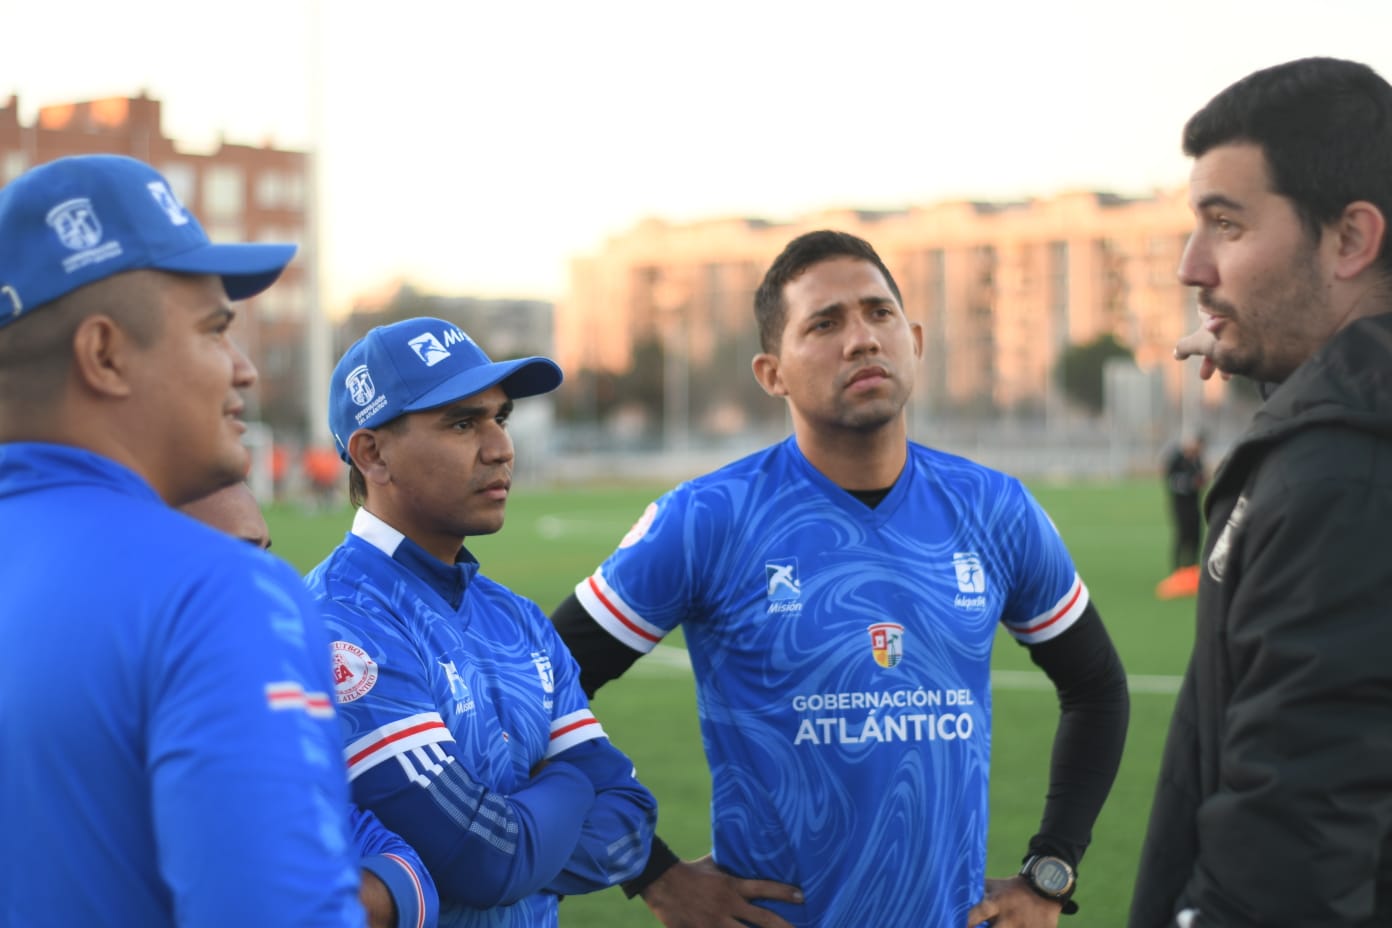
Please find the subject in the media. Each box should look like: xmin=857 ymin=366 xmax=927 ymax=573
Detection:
xmin=607 ymin=335 xmax=666 ymax=437
xmin=1056 ymin=333 xmax=1135 ymax=414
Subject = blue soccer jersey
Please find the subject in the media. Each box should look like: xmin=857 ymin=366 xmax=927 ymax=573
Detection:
xmin=0 ymin=443 xmax=363 ymax=928
xmin=307 ymin=509 xmax=655 ymax=928
xmin=574 ymin=437 xmax=1088 ymax=927
xmin=350 ymin=804 xmax=440 ymax=928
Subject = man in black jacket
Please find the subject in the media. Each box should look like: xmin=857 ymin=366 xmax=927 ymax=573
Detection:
xmin=1130 ymin=57 xmax=1392 ymax=928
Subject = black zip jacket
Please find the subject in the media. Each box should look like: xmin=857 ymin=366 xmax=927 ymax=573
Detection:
xmin=1129 ymin=312 xmax=1392 ymax=927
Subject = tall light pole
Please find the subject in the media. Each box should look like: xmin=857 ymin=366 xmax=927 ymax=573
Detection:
xmin=303 ymin=0 xmax=331 ymax=447
xmin=653 ymin=274 xmax=691 ymax=454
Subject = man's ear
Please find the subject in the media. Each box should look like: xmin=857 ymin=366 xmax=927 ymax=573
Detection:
xmin=752 ymin=352 xmax=786 ymax=398
xmin=70 ymin=314 xmax=135 ymax=398
xmin=1332 ymin=200 xmax=1387 ymax=281
xmin=348 ymin=428 xmax=392 ymax=489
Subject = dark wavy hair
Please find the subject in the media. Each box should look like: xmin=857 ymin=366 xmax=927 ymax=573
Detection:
xmin=1184 ymin=57 xmax=1392 ymax=277
xmin=753 ymin=230 xmax=903 ymax=353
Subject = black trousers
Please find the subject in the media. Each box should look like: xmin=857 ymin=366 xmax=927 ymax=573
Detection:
xmin=1170 ymin=494 xmax=1201 ymax=569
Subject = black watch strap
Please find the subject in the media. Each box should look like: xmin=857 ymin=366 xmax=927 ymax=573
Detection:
xmin=1020 ymin=854 xmax=1079 ymax=915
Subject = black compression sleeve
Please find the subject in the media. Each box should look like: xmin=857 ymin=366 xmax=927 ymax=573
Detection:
xmin=549 ymin=593 xmax=681 ymax=897
xmin=620 ymin=832 xmax=681 ymax=899
xmin=550 ymin=592 xmax=644 ymax=699
xmin=1022 ymin=602 xmax=1130 ymax=868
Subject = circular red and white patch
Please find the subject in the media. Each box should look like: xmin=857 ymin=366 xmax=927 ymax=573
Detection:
xmin=618 ymin=501 xmax=659 ymax=549
xmin=331 ymin=640 xmax=379 ymax=704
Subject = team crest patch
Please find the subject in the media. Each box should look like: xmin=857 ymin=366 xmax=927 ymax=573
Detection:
xmin=346 ymin=364 xmax=388 ymax=425
xmin=618 ymin=502 xmax=658 ymax=549
xmin=1207 ymin=494 xmax=1248 ymax=582
xmin=331 ymin=640 xmax=379 ymax=703
xmin=46 ymin=197 xmax=122 ymax=272
xmin=346 ymin=365 xmax=375 ymax=406
xmin=869 ymin=622 xmax=904 ymax=668
xmin=531 ymin=651 xmax=555 ymax=694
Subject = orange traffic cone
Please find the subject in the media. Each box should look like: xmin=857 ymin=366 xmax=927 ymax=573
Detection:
xmin=1156 ymin=565 xmax=1201 ymax=600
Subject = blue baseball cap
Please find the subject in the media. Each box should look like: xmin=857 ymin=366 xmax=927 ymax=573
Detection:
xmin=0 ymin=154 xmax=296 ymax=326
xmin=329 ymin=316 xmax=563 ymax=461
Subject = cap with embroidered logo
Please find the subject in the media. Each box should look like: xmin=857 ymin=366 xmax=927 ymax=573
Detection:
xmin=0 ymin=154 xmax=296 ymax=327
xmin=329 ymin=316 xmax=563 ymax=461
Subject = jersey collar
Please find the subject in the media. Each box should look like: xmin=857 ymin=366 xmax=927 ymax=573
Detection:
xmin=350 ymin=507 xmax=480 ymax=609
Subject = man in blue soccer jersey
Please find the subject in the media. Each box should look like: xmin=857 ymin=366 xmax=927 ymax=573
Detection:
xmin=551 ymin=230 xmax=1131 ymax=928
xmin=182 ymin=482 xmax=440 ymax=928
xmin=307 ymin=318 xmax=657 ymax=928
xmin=0 ymin=155 xmax=365 ymax=926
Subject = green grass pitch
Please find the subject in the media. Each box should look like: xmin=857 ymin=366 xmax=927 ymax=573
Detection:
xmin=266 ymin=478 xmax=1196 ymax=927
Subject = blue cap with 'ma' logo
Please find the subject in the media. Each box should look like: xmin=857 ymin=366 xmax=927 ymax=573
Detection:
xmin=0 ymin=154 xmax=296 ymax=327
xmin=328 ymin=316 xmax=563 ymax=461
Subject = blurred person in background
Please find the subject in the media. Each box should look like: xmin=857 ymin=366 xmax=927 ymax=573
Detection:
xmin=0 ymin=154 xmax=364 ymax=926
xmin=551 ymin=230 xmax=1130 ymax=928
xmin=182 ymin=482 xmax=439 ymax=928
xmin=1155 ymin=432 xmax=1206 ymax=599
xmin=304 ymin=443 xmax=345 ymax=509
xmin=1131 ymin=57 xmax=1392 ymax=927
xmin=308 ymin=317 xmax=656 ymax=928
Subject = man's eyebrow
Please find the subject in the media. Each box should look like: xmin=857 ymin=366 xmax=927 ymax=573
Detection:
xmin=807 ymin=303 xmax=846 ymax=321
xmin=434 ymin=397 xmax=514 ymax=419
xmin=1196 ymin=193 xmax=1246 ymax=212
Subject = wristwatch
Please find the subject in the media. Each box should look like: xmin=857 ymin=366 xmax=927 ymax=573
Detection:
xmin=1020 ymin=854 xmax=1076 ymax=905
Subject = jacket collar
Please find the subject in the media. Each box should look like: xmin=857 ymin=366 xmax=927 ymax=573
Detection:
xmin=1208 ymin=311 xmax=1392 ymax=511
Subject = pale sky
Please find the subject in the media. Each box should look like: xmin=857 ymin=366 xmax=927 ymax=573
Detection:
xmin=10 ymin=0 xmax=1392 ymax=312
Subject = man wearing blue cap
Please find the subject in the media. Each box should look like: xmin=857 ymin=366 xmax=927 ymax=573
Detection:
xmin=307 ymin=318 xmax=657 ymax=928
xmin=0 ymin=155 xmax=366 ymax=926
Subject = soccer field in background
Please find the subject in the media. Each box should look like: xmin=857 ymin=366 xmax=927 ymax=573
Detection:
xmin=267 ymin=478 xmax=1196 ymax=927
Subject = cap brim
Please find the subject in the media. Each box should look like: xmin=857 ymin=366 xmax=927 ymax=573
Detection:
xmin=154 ymin=242 xmax=298 ymax=301
xmin=406 ymin=356 xmax=563 ymax=413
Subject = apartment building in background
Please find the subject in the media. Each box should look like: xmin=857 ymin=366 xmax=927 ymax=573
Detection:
xmin=560 ymin=191 xmax=1219 ymax=441
xmin=0 ymin=93 xmax=314 ymax=437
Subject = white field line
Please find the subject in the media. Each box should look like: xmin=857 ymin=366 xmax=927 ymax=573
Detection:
xmin=628 ymin=645 xmax=1181 ymax=695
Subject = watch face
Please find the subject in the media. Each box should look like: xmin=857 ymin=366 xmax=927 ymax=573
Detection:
xmin=1033 ymin=858 xmax=1072 ymax=895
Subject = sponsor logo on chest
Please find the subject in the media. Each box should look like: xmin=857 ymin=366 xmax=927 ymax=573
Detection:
xmin=439 ymin=659 xmax=476 ymax=714
xmin=765 ymin=558 xmax=803 ymax=615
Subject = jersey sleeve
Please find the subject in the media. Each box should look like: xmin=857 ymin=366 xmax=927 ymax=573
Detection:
xmin=533 ymin=614 xmax=656 ymax=895
xmin=572 ymin=491 xmax=698 ymax=653
xmin=997 ymin=482 xmax=1090 ymax=645
xmin=321 ymin=601 xmax=598 ymax=909
xmin=148 ymin=552 xmax=365 ymax=928
xmin=349 ymin=805 xmax=439 ymax=928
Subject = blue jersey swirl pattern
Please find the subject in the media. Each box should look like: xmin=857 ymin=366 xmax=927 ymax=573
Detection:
xmin=576 ymin=437 xmax=1087 ymax=927
xmin=308 ymin=510 xmax=655 ymax=928
xmin=0 ymin=443 xmax=363 ymax=928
